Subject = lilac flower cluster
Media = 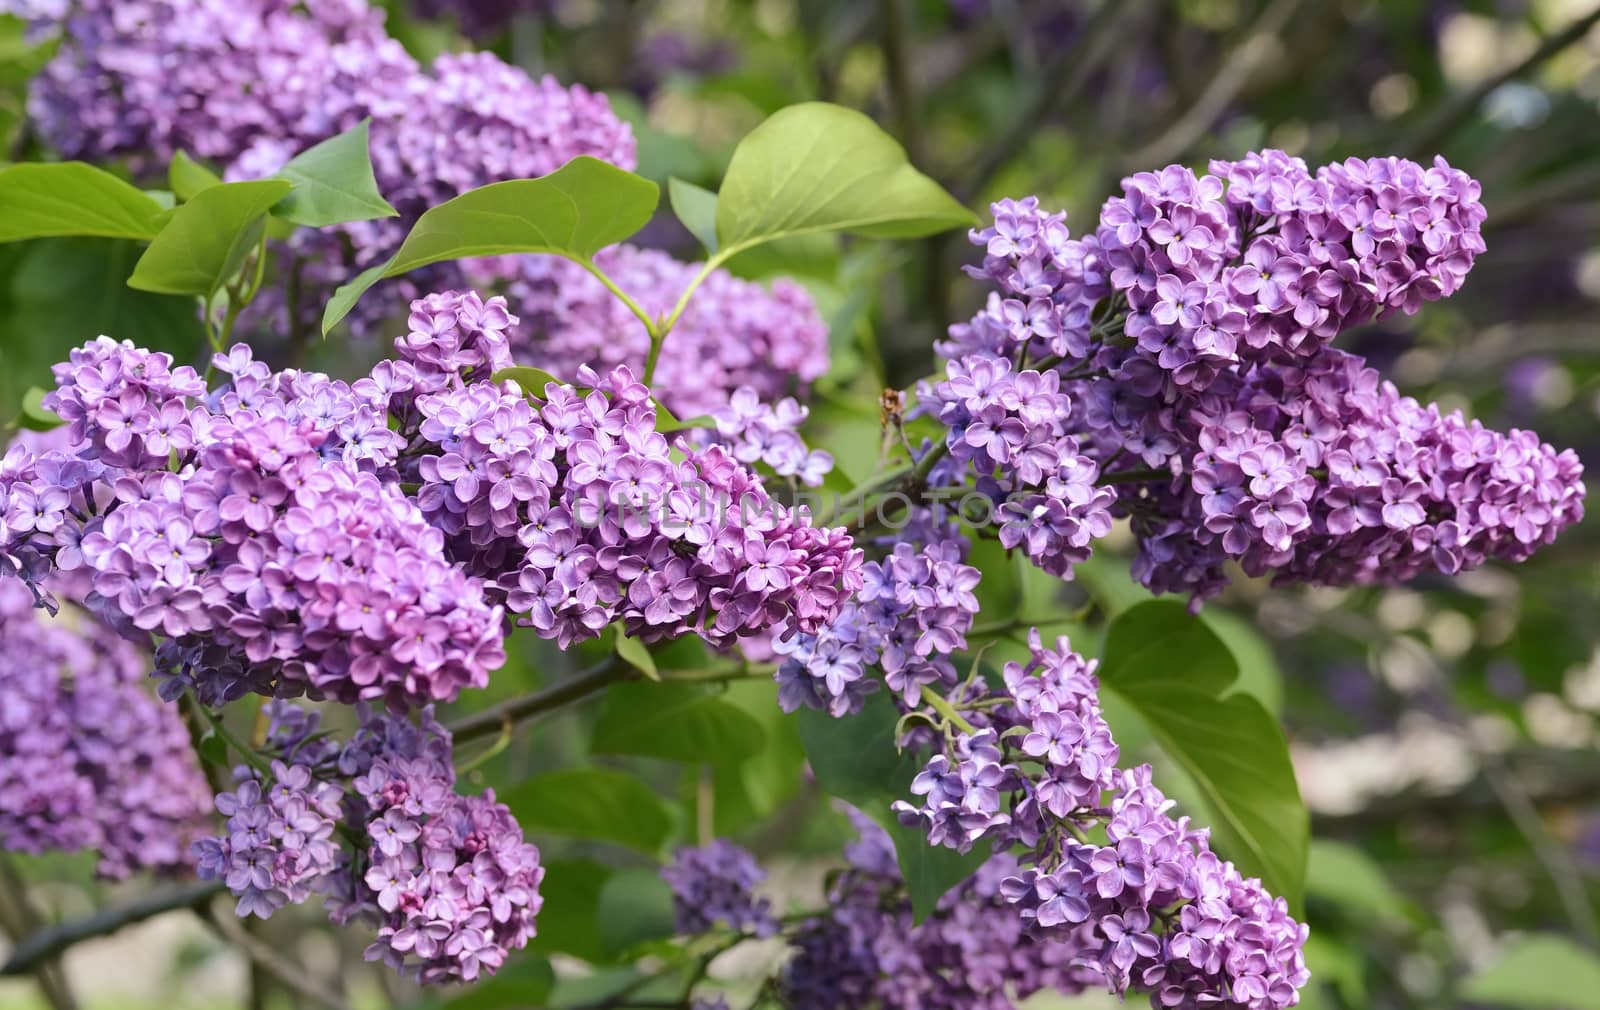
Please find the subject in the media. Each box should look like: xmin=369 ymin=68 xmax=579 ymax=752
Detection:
xmin=710 ymin=387 xmax=834 ymax=488
xmin=24 ymin=0 xmax=410 ymax=174
xmin=894 ymin=630 xmax=1308 ymax=1009
xmin=924 ymin=355 xmax=1115 ymax=577
xmin=774 ymin=513 xmax=978 ymax=717
xmin=468 ymin=245 xmax=831 ymax=418
xmin=782 ymin=807 xmax=1101 ymax=1010
xmin=396 ymin=292 xmax=863 ymax=650
xmin=3 ymin=289 xmax=856 ymax=713
xmin=25 ymin=0 xmax=635 ymax=332
xmin=193 ymin=757 xmax=344 ymax=919
xmin=941 ymin=151 xmax=1583 ymax=600
xmin=0 ymin=336 xmax=506 ymax=709
xmin=197 ymin=703 xmax=545 ymax=984
xmin=0 ymin=571 xmax=210 ymax=879
xmin=660 ymin=840 xmax=778 ymax=937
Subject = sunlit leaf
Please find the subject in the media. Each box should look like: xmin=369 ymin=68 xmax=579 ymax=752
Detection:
xmin=0 ymin=162 xmax=167 ymax=242
xmin=127 ymin=179 xmax=293 ymax=296
xmin=715 ymin=102 xmax=975 ymax=258
xmin=271 ymin=119 xmax=397 ymax=227
xmin=668 ymin=176 xmax=719 ymax=254
xmin=322 ymin=156 xmax=657 ymax=334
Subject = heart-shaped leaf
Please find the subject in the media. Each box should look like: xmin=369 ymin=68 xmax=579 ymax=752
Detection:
xmin=714 ymin=102 xmax=975 ymax=258
xmin=127 ymin=179 xmax=293 ymax=297
xmin=271 ymin=119 xmax=397 ymax=228
xmin=322 ymin=156 xmax=658 ymax=334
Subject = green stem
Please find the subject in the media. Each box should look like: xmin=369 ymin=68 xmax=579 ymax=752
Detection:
xmin=453 ymin=717 xmax=513 ymax=775
xmin=576 ymin=257 xmax=656 ymax=337
xmin=920 ymin=685 xmax=976 ymax=735
xmin=644 ymin=256 xmax=726 ymax=386
xmin=1100 ymin=466 xmax=1172 ymax=485
xmin=194 ymin=696 xmax=275 ymax=777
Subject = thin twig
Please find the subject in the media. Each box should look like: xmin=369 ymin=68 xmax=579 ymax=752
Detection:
xmin=445 ymin=657 xmax=632 ymax=744
xmin=202 ymin=903 xmax=352 ymax=1010
xmin=1 ymin=881 xmax=223 ymax=977
xmin=0 ymin=857 xmax=77 ymax=1010
xmin=1407 ymin=4 xmax=1600 ymax=158
xmin=1486 ymin=160 xmax=1600 ymax=230
xmin=1121 ymin=0 xmax=1300 ymax=171
xmin=1481 ymin=763 xmax=1600 ymax=948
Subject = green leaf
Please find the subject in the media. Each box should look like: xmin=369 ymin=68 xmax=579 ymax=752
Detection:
xmin=723 ymin=232 xmax=841 ymax=283
xmin=0 ymin=162 xmax=167 ymax=242
xmin=196 ymin=729 xmax=229 ymax=768
xmin=668 ymin=177 xmax=719 ymax=254
xmin=595 ymin=868 xmax=678 ymax=956
xmin=272 ymin=120 xmax=398 ymax=227
xmin=611 ymin=625 xmax=659 ymax=681
xmin=440 ymin=956 xmax=554 ymax=1010
xmin=127 ymin=179 xmax=293 ymax=297
xmin=1462 ymin=934 xmax=1600 ymax=1009
xmin=795 ymin=693 xmax=983 ymax=923
xmin=0 ymin=239 xmax=207 ymax=417
xmin=1200 ymin=609 xmax=1285 ymax=715
xmin=1099 ymin=600 xmax=1308 ymax=907
xmin=795 ymin=692 xmax=913 ymax=814
xmin=169 ymin=152 xmax=222 ymax=202
xmin=492 ymin=365 xmax=571 ymax=399
xmin=322 ymin=156 xmax=658 ymax=334
xmin=649 ymin=397 xmax=714 ymax=433
xmin=887 ymin=819 xmax=989 ymax=923
xmin=528 ymin=859 xmax=611 ymax=962
xmin=1306 ymin=839 xmax=1411 ymax=927
xmin=11 ymin=387 xmax=61 ymax=432
xmin=714 ymin=102 xmax=974 ymax=259
xmin=592 ymin=681 xmax=766 ymax=763
xmin=709 ymin=680 xmax=808 ymax=834
xmin=502 ymin=768 xmax=672 ymax=854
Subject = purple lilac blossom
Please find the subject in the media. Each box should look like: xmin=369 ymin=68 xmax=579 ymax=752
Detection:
xmin=0 ymin=335 xmax=507 ymax=709
xmin=782 ymin=804 xmax=1102 ymax=1010
xmin=1 ymin=291 xmax=858 ymax=702
xmin=197 ymin=703 xmax=545 ymax=984
xmin=466 ymin=245 xmax=831 ymax=419
xmin=942 ymin=150 xmax=1583 ymax=601
xmin=0 ymin=568 xmax=210 ymax=879
xmin=660 ymin=840 xmax=778 ymax=937
xmin=774 ymin=506 xmax=979 ymax=717
xmin=25 ymin=0 xmax=635 ymax=334
xmin=891 ymin=630 xmax=1308 ymax=1010
xmin=395 ymin=292 xmax=863 ymax=650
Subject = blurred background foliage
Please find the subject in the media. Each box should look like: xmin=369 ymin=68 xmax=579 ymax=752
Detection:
xmin=3 ymin=1 xmax=1600 ymax=1008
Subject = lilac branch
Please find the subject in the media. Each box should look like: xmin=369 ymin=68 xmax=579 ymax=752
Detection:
xmin=0 ymin=881 xmax=223 ymax=977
